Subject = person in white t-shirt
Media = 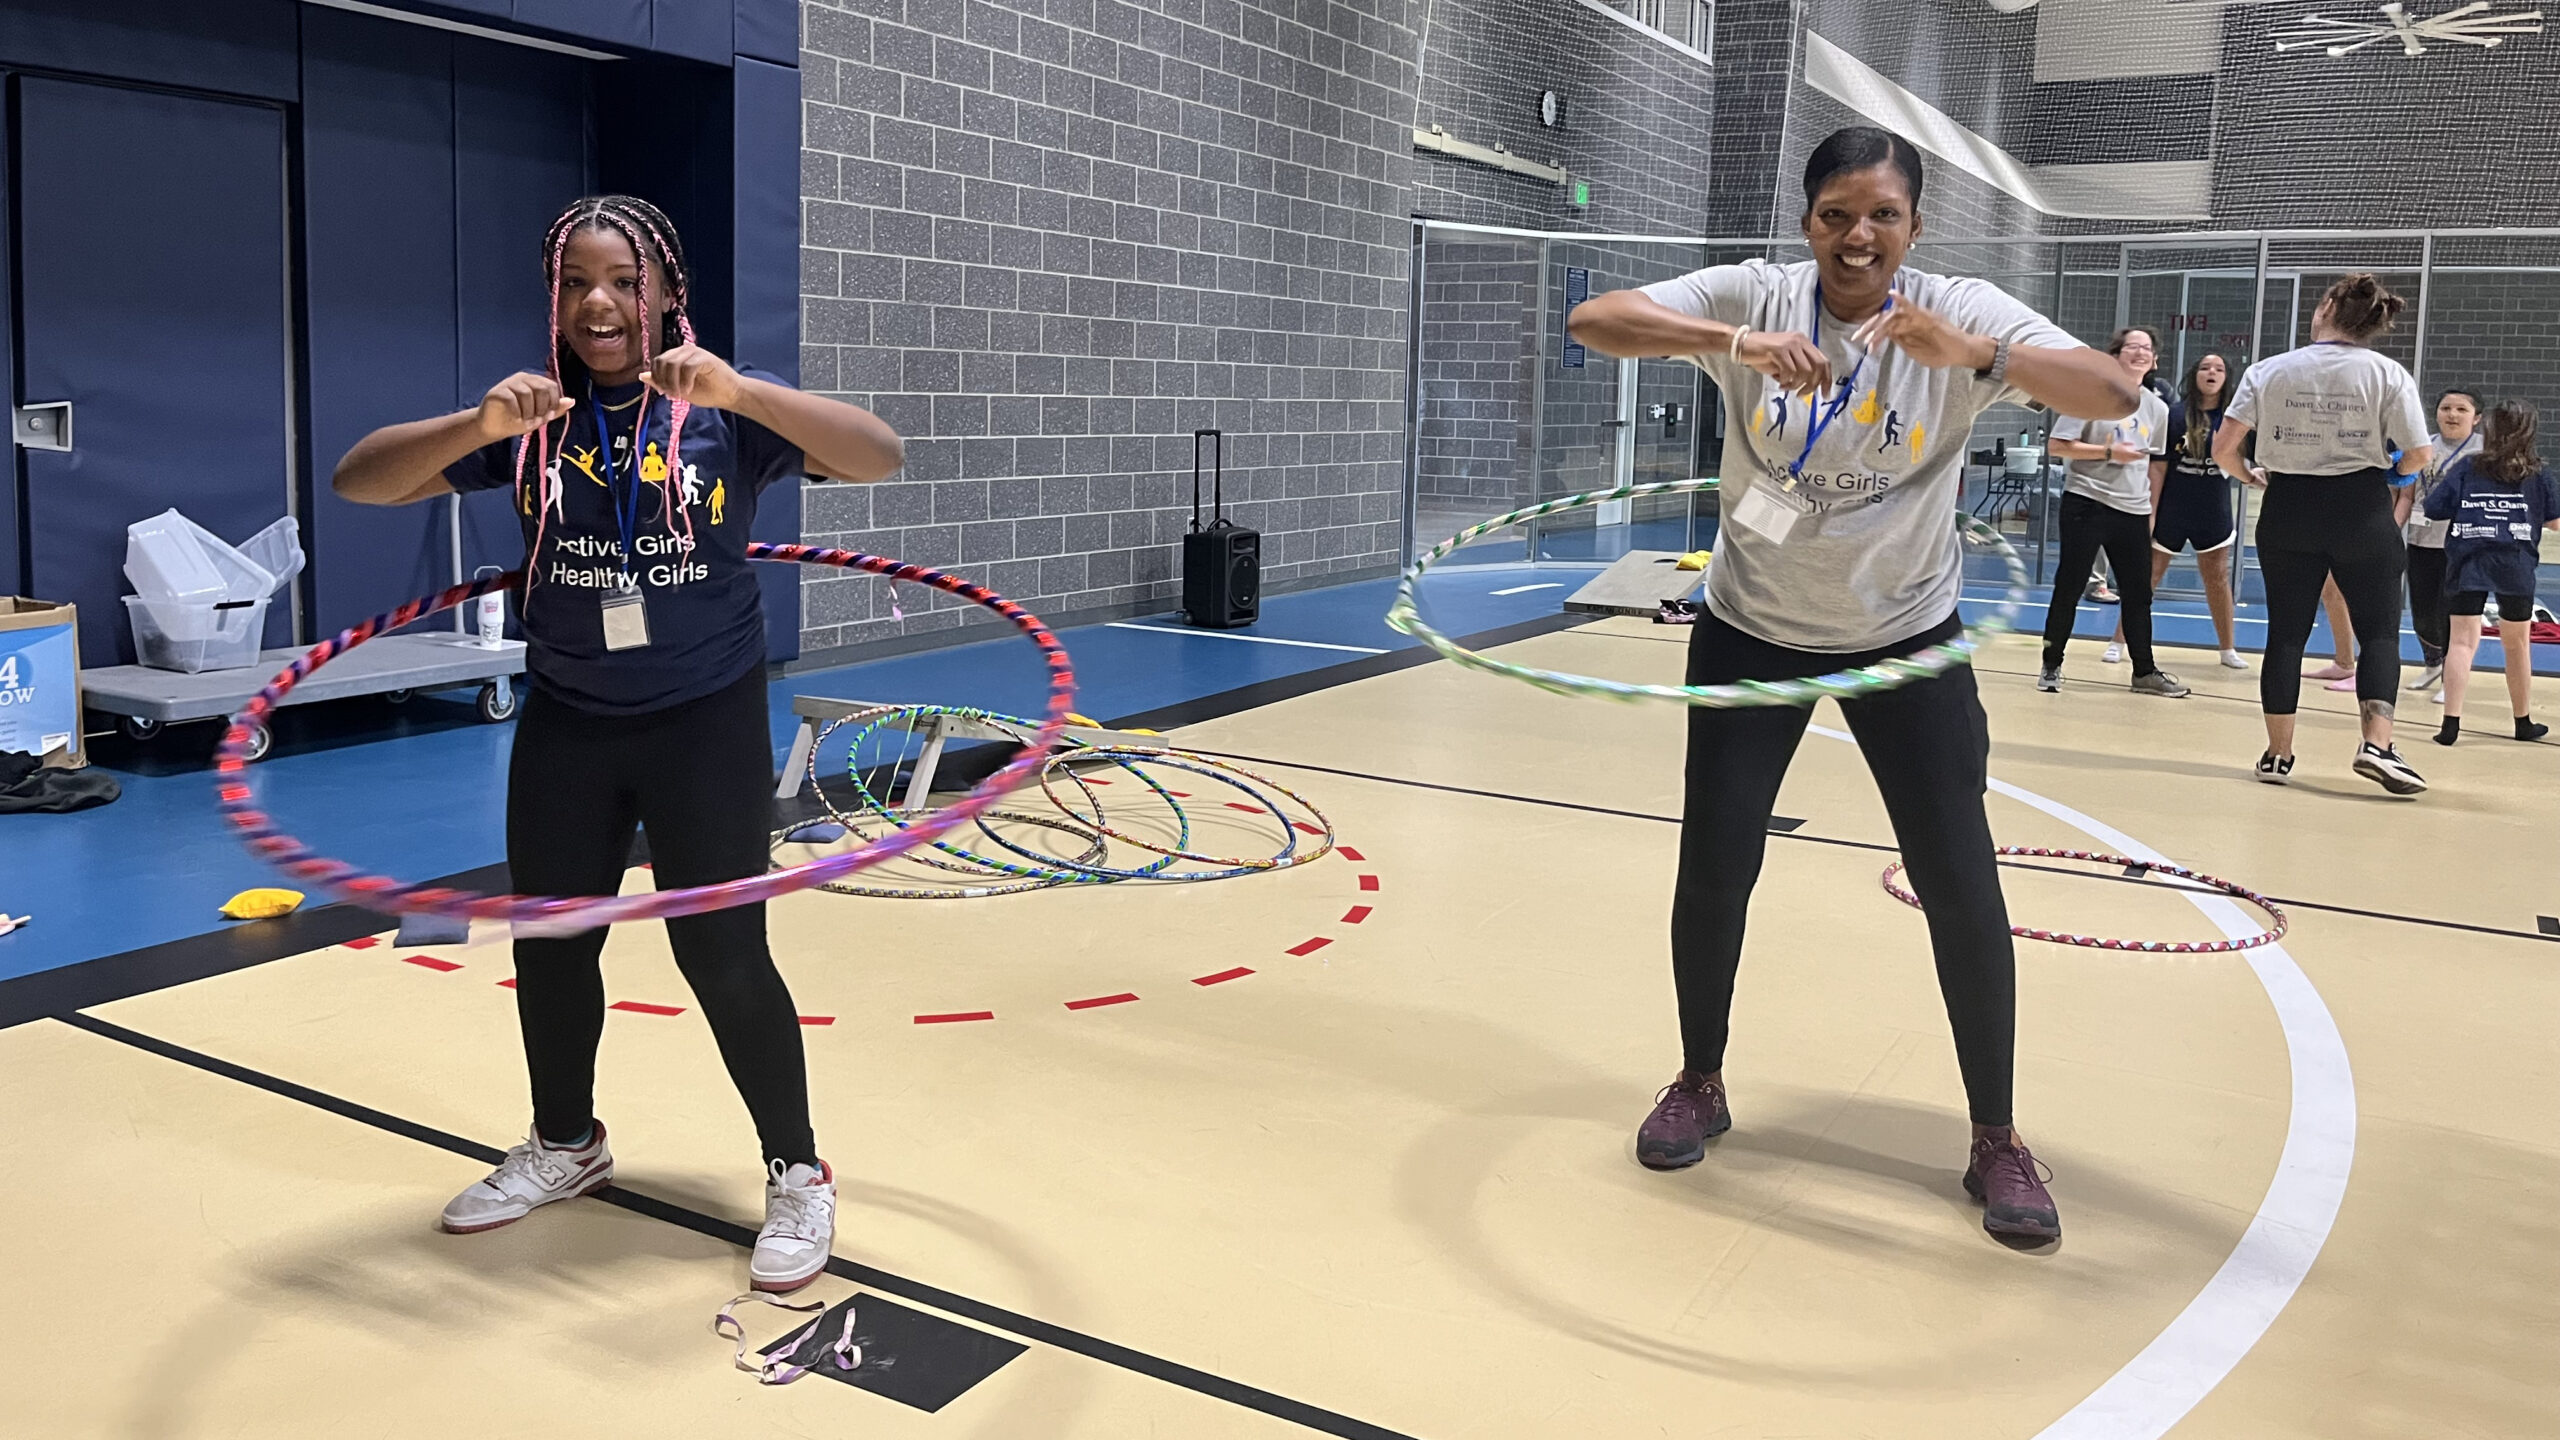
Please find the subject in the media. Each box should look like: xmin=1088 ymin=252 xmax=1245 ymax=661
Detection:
xmin=2036 ymin=327 xmax=2185 ymax=696
xmin=2214 ymin=274 xmax=2433 ymax=793
xmin=1567 ymin=126 xmax=2139 ymax=1244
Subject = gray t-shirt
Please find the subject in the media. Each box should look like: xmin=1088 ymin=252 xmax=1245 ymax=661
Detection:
xmin=2053 ymin=388 xmax=2169 ymax=515
xmin=2225 ymin=342 xmax=2428 ymax=476
xmin=2405 ymin=430 xmax=2475 ymax=549
xmin=1639 ymin=258 xmax=2082 ymax=651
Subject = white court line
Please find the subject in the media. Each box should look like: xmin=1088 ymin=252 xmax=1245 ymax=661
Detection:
xmin=1103 ymin=623 xmax=1387 ymax=655
xmin=1489 ymin=582 xmax=1565 ymax=596
xmin=1806 ymin=724 xmax=2355 ymax=1440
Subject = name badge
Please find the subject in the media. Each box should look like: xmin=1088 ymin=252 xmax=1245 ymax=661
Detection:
xmin=1728 ymin=480 xmax=1808 ymax=544
xmin=600 ymin=581 xmax=652 ymax=651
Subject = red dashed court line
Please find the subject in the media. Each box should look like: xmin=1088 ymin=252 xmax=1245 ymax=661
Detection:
xmin=345 ymin=936 xmax=381 ymax=950
xmin=1193 ymin=967 xmax=1254 ymax=986
xmin=1225 ymin=802 xmax=1267 ymax=814
xmin=610 ymin=1000 xmax=685 ymax=1016
xmin=1285 ymin=937 xmax=1332 ymax=957
xmin=799 ymin=1016 xmax=835 ymax=1026
xmin=1357 ymin=874 xmax=1379 ymax=892
xmin=1341 ymin=905 xmax=1372 ymax=925
xmin=1338 ymin=846 xmax=1365 ymax=862
xmin=498 ymin=978 xmax=517 ymax=989
xmin=402 ymin=955 xmax=462 ymax=972
xmin=915 ymin=1010 xmax=996 ymax=1024
xmin=1065 ymin=992 xmax=1140 ymax=1010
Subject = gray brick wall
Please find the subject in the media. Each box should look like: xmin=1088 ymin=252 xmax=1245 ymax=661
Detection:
xmin=795 ymin=0 xmax=1421 ymax=657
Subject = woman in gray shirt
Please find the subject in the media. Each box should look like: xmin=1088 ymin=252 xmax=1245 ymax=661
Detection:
xmin=1567 ymin=127 xmax=2138 ymax=1243
xmin=2214 ymin=274 xmax=2432 ymax=792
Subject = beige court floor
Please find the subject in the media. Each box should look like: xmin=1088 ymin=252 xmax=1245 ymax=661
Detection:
xmin=2 ymin=622 xmax=2553 ymax=1438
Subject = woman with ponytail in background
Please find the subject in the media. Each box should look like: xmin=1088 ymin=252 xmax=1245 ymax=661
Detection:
xmin=332 ymin=195 xmax=905 ymax=1293
xmin=2215 ymin=274 xmax=2432 ymax=793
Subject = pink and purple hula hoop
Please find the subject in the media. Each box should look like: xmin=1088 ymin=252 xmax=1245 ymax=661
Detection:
xmin=1881 ymin=846 xmax=2287 ymax=954
xmin=215 ymin=543 xmax=1074 ymax=934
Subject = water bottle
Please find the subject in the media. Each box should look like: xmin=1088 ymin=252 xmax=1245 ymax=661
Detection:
xmin=474 ymin=567 xmax=505 ymax=646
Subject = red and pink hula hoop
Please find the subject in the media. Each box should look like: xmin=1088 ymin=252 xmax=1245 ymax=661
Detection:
xmin=215 ymin=543 xmax=1074 ymax=934
xmin=1881 ymin=846 xmax=2287 ymax=954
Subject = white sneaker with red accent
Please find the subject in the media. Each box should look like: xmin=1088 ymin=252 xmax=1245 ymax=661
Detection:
xmin=440 ymin=1124 xmax=614 ymax=1234
xmin=752 ymin=1160 xmax=837 ymax=1293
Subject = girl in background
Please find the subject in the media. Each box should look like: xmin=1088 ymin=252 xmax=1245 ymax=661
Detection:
xmin=2119 ymin=350 xmax=2247 ymax=670
xmin=2425 ymin=399 xmax=2560 ymax=744
xmin=2398 ymin=388 xmax=2481 ymax=698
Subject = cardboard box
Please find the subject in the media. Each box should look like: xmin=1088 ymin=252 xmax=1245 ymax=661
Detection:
xmin=0 ymin=598 xmax=87 ymax=769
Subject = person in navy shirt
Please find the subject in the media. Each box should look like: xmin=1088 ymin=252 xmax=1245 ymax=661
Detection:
xmin=2422 ymin=398 xmax=2560 ymax=743
xmin=332 ymin=195 xmax=903 ymax=1294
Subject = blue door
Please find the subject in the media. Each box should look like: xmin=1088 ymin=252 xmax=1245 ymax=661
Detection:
xmin=13 ymin=76 xmax=294 ymax=665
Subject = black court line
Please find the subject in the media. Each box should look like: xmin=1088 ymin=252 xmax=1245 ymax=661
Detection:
xmin=56 ymin=1012 xmax=1421 ymax=1440
xmin=1184 ymin=748 xmax=2560 ymax=949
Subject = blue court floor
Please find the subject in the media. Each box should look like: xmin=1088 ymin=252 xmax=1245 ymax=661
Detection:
xmin=3 ymin=560 xmax=2550 ymax=985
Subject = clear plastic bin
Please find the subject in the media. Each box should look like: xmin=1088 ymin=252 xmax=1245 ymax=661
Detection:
xmin=236 ymin=515 xmax=304 ymax=592
xmin=125 ymin=595 xmax=269 ymax=673
xmin=124 ymin=513 xmax=231 ymax=605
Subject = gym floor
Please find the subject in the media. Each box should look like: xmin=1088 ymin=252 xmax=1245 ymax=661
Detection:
xmin=1 ymin=569 xmax=2554 ymax=1438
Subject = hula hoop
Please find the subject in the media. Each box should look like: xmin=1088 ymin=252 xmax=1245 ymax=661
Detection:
xmin=1038 ymin=748 xmax=1338 ymax=873
xmin=216 ymin=545 xmax=1074 ymax=933
xmin=1385 ymin=478 xmax=2030 ymax=707
xmin=1880 ymin=846 xmax=2288 ymax=954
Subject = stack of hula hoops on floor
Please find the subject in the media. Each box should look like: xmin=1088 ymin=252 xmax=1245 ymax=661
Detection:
xmin=771 ymin=703 xmax=1335 ymax=899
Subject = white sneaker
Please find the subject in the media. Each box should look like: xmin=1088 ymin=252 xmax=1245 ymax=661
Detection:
xmin=2408 ymin=664 xmax=2444 ymax=691
xmin=752 ymin=1160 xmax=837 ymax=1293
xmin=2432 ymin=689 xmax=2446 ymax=705
xmin=441 ymin=1124 xmax=613 ymax=1234
xmin=2101 ymin=642 xmax=2124 ymax=664
xmin=2220 ymin=649 xmax=2250 ymax=670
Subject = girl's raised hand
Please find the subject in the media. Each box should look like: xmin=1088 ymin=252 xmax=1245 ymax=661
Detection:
xmin=641 ymin=345 xmax=747 ymax=410
xmin=477 ymin=372 xmax=574 ymax=441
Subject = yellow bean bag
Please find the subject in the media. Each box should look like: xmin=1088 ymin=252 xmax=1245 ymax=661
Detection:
xmin=220 ymin=888 xmax=305 ymax=920
xmin=1675 ymin=549 xmax=1713 ymax=571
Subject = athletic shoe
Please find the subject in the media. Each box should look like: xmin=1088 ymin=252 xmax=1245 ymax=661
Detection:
xmin=2130 ymin=670 xmax=2190 ymax=698
xmin=2087 ymin=584 xmax=2119 ymax=604
xmin=2353 ymin=742 xmax=2427 ymax=795
xmin=2432 ymin=689 xmax=2446 ymax=706
xmin=441 ymin=1123 xmax=614 ymax=1234
xmin=2100 ymin=642 xmax=2124 ymax=664
xmin=2518 ymin=718 xmax=2550 ymax=743
xmin=2408 ymin=664 xmax=2444 ymax=691
xmin=2434 ymin=718 xmax=2461 ymax=747
xmin=2036 ymin=667 xmax=2062 ymax=693
xmin=752 ymin=1160 xmax=838 ymax=1294
xmin=1636 ymin=1071 xmax=1731 ymax=1171
xmin=2324 ymin=675 xmax=2358 ymax=692
xmin=2254 ymin=750 xmax=2295 ymax=785
xmin=2305 ymin=662 xmax=2354 ymax=681
xmin=1965 ymin=1133 xmax=2061 ymax=1241
xmin=2219 ymin=649 xmax=2250 ymax=670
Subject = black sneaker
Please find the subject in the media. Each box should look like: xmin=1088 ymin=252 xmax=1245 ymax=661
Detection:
xmin=2352 ymin=741 xmax=2427 ymax=795
xmin=1965 ymin=1133 xmax=2061 ymax=1242
xmin=1635 ymin=1071 xmax=1731 ymax=1170
xmin=2254 ymin=750 xmax=2294 ymax=785
xmin=2518 ymin=718 xmax=2550 ymax=743
xmin=2036 ymin=667 xmax=2061 ymax=693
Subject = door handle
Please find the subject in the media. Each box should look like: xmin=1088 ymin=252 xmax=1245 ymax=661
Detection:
xmin=13 ymin=401 xmax=73 ymax=452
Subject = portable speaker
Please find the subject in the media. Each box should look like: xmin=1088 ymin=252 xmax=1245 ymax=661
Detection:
xmin=1181 ymin=429 xmax=1260 ymax=628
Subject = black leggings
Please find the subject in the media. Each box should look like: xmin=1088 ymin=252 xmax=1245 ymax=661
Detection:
xmin=2042 ymin=491 xmax=2158 ymax=674
xmin=507 ymin=664 xmax=816 ymax=1168
xmin=2256 ymin=471 xmax=2405 ymax=716
xmin=1673 ymin=610 xmax=2017 ymax=1127
xmin=2407 ymin=543 xmax=2449 ymax=667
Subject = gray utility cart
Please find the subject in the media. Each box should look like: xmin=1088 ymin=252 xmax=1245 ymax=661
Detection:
xmin=81 ymin=633 xmax=526 ymax=762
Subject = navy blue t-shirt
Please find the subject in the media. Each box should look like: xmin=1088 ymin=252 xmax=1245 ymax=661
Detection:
xmin=447 ymin=367 xmax=801 ymax=713
xmin=2422 ymin=458 xmax=2560 ymax=597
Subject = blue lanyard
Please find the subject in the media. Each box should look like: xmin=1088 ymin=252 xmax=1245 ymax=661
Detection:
xmin=2433 ymin=432 xmax=2475 ymax=473
xmin=590 ymin=382 xmax=652 ymax=580
xmin=1785 ymin=284 xmax=1891 ymax=482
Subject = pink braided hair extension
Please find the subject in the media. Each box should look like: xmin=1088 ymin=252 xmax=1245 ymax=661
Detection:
xmin=516 ymin=214 xmax=582 ymax=607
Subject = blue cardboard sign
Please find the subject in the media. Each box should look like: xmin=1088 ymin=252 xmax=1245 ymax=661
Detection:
xmin=1562 ymin=267 xmax=1589 ymax=369
xmin=0 ymin=619 xmax=80 ymax=761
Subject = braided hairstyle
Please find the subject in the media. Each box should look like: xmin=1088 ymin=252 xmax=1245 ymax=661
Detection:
xmin=514 ymin=195 xmax=702 ymax=601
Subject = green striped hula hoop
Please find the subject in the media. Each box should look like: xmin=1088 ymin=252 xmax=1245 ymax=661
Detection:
xmin=1384 ymin=478 xmax=2029 ymax=707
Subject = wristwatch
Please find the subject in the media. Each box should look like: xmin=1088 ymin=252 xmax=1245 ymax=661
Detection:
xmin=1974 ymin=335 xmax=2011 ymax=385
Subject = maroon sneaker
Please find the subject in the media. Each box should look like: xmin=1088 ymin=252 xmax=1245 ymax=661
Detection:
xmin=1964 ymin=1133 xmax=2061 ymax=1241
xmin=1635 ymin=1071 xmax=1730 ymax=1170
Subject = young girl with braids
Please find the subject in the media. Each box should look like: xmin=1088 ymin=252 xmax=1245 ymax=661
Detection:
xmin=333 ymin=195 xmax=904 ymax=1292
